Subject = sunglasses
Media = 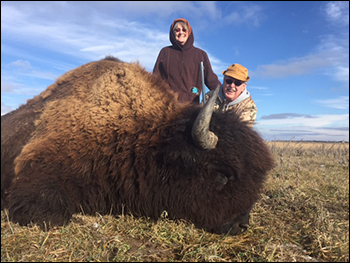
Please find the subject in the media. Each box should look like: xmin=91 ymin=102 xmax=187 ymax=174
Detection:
xmin=174 ymin=28 xmax=187 ymax=33
xmin=225 ymin=79 xmax=244 ymax=86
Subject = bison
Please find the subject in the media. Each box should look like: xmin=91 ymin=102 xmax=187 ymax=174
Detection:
xmin=1 ymin=56 xmax=275 ymax=235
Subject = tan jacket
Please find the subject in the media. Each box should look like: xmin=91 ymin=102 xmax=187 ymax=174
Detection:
xmin=206 ymin=88 xmax=257 ymax=128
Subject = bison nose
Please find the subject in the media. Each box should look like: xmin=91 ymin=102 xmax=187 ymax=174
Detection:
xmin=239 ymin=223 xmax=249 ymax=229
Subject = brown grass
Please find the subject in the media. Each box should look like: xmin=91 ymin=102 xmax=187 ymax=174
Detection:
xmin=1 ymin=141 xmax=349 ymax=262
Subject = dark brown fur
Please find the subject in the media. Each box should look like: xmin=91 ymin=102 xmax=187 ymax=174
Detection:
xmin=1 ymin=56 xmax=275 ymax=235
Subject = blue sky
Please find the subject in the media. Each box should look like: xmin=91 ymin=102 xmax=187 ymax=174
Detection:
xmin=1 ymin=1 xmax=349 ymax=141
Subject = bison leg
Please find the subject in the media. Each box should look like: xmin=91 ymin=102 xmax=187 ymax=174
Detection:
xmin=7 ymin=175 xmax=75 ymax=229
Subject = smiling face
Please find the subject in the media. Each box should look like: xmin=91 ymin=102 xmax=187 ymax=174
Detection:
xmin=223 ymin=77 xmax=247 ymax=102
xmin=173 ymin=23 xmax=188 ymax=46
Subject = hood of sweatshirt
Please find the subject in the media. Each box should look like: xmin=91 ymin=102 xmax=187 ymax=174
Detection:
xmin=169 ymin=18 xmax=194 ymax=51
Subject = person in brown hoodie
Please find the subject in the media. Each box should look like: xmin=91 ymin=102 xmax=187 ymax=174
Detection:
xmin=153 ymin=18 xmax=220 ymax=103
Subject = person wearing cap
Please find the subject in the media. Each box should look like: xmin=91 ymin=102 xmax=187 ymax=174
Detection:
xmin=153 ymin=18 xmax=220 ymax=103
xmin=206 ymin=63 xmax=257 ymax=128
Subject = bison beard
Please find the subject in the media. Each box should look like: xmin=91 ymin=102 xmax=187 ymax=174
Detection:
xmin=1 ymin=56 xmax=275 ymax=235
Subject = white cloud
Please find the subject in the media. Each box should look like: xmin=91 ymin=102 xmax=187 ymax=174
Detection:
xmin=223 ymin=3 xmax=265 ymax=26
xmin=1 ymin=11 xmax=168 ymax=70
xmin=329 ymin=66 xmax=349 ymax=82
xmin=258 ymin=113 xmax=348 ymax=127
xmin=253 ymin=34 xmax=348 ymax=81
xmin=10 ymin=60 xmax=32 ymax=69
xmin=0 ymin=1 xmax=263 ymax=74
xmin=3 ymin=60 xmax=57 ymax=82
xmin=254 ymin=54 xmax=329 ymax=78
xmin=323 ymin=1 xmax=349 ymax=26
xmin=315 ymin=96 xmax=349 ymax=110
xmin=249 ymin=86 xmax=269 ymax=90
xmin=255 ymin=113 xmax=349 ymax=141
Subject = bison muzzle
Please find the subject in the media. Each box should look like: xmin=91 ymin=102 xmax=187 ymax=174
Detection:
xmin=1 ymin=56 xmax=275 ymax=235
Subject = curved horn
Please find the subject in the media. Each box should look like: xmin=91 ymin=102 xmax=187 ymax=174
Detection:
xmin=191 ymin=84 xmax=220 ymax=149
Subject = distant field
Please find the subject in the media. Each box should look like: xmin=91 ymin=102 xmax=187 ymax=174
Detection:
xmin=1 ymin=141 xmax=349 ymax=262
xmin=267 ymin=140 xmax=349 ymax=149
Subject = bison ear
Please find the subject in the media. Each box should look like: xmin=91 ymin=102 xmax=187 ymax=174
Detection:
xmin=191 ymin=84 xmax=220 ymax=150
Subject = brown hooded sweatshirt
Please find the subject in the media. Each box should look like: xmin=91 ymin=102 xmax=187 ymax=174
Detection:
xmin=153 ymin=18 xmax=221 ymax=103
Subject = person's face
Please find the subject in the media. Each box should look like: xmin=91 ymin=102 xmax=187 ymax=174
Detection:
xmin=174 ymin=24 xmax=188 ymax=45
xmin=223 ymin=77 xmax=246 ymax=102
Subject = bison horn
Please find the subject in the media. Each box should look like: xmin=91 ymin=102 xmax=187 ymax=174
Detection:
xmin=192 ymin=84 xmax=220 ymax=150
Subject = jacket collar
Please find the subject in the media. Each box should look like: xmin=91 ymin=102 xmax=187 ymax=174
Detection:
xmin=219 ymin=85 xmax=251 ymax=107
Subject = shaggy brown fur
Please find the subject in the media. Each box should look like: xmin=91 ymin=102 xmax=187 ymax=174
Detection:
xmin=1 ymin=56 xmax=275 ymax=235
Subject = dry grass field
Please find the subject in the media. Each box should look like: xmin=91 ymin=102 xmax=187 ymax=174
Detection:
xmin=1 ymin=141 xmax=349 ymax=262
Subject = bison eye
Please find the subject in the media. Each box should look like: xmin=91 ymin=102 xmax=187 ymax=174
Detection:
xmin=214 ymin=172 xmax=228 ymax=191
